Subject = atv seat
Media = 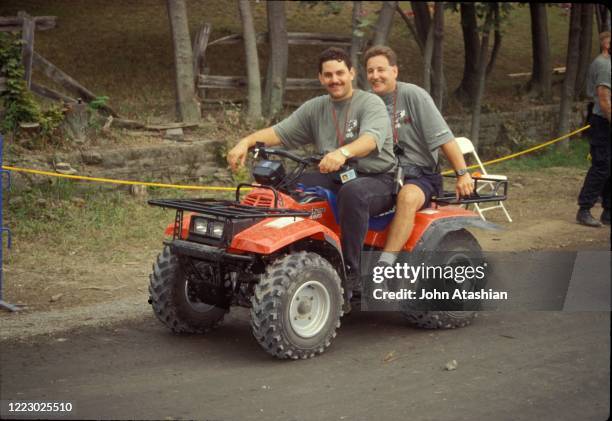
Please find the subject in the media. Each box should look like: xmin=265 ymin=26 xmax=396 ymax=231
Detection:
xmin=299 ymin=185 xmax=395 ymax=232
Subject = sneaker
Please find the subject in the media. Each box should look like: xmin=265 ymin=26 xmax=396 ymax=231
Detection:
xmin=601 ymin=209 xmax=610 ymax=226
xmin=576 ymin=209 xmax=602 ymax=227
xmin=374 ymin=260 xmax=397 ymax=293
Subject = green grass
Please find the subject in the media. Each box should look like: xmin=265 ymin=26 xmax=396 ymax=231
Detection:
xmin=3 ymin=179 xmax=229 ymax=248
xmin=489 ymin=136 xmax=591 ymax=172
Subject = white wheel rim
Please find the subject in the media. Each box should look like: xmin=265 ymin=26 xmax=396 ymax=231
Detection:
xmin=289 ymin=280 xmax=331 ymax=339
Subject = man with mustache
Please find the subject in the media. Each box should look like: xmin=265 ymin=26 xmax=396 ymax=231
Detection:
xmin=228 ymin=47 xmax=396 ymax=311
xmin=364 ymin=46 xmax=474 ymax=268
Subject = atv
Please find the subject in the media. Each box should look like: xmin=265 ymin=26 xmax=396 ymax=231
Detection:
xmin=147 ymin=144 xmax=507 ymax=359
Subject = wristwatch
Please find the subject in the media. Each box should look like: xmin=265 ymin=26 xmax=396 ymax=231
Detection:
xmin=339 ymin=147 xmax=353 ymax=158
xmin=455 ymin=168 xmax=468 ymax=177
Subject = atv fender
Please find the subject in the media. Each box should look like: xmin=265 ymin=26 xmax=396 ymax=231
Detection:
xmin=412 ymin=217 xmax=502 ymax=253
xmin=229 ymin=216 xmax=342 ymax=257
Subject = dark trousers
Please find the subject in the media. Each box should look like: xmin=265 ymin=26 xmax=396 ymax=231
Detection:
xmin=297 ymin=171 xmax=395 ymax=275
xmin=578 ymin=115 xmax=610 ymax=210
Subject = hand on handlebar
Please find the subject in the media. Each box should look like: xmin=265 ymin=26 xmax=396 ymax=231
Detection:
xmin=227 ymin=140 xmax=250 ymax=172
xmin=319 ymin=150 xmax=347 ymax=173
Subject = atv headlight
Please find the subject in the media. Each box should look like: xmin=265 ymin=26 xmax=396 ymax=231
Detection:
xmin=193 ymin=218 xmax=209 ymax=235
xmin=191 ymin=217 xmax=224 ymax=239
xmin=210 ymin=221 xmax=224 ymax=238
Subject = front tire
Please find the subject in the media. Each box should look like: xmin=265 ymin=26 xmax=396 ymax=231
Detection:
xmin=251 ymin=252 xmax=344 ymax=359
xmin=148 ymin=246 xmax=226 ymax=333
xmin=402 ymin=229 xmax=484 ymax=329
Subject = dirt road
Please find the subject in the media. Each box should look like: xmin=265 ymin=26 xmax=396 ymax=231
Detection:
xmin=1 ymin=310 xmax=609 ymax=421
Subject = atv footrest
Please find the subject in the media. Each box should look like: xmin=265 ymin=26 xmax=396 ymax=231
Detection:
xmin=166 ymin=239 xmax=254 ymax=263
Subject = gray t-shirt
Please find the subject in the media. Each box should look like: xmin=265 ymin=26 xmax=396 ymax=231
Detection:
xmin=381 ymin=81 xmax=453 ymax=170
xmin=587 ymin=54 xmax=611 ymax=118
xmin=273 ymin=89 xmax=395 ymax=174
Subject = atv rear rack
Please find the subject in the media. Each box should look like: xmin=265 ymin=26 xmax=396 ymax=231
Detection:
xmin=432 ymin=175 xmax=508 ymax=205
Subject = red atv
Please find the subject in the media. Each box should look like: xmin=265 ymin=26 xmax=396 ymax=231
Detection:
xmin=148 ymin=145 xmax=506 ymax=359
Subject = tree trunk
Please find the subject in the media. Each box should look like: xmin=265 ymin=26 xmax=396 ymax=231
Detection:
xmin=238 ymin=0 xmax=262 ymax=123
xmin=574 ymin=3 xmax=593 ymax=100
xmin=557 ymin=3 xmax=582 ymax=146
xmin=485 ymin=3 xmax=501 ymax=80
xmin=602 ymin=5 xmax=610 ymax=32
xmin=423 ymin=21 xmax=434 ymax=93
xmin=264 ymin=1 xmax=287 ymax=118
xmin=454 ymin=3 xmax=480 ymax=107
xmin=167 ymin=0 xmax=200 ymax=123
xmin=470 ymin=7 xmax=494 ymax=150
xmin=595 ymin=4 xmax=610 ymax=33
xmin=396 ymin=3 xmax=424 ymax=55
xmin=373 ymin=1 xmax=397 ymax=46
xmin=526 ymin=3 xmax=552 ymax=101
xmin=411 ymin=1 xmax=431 ymax=49
xmin=432 ymin=2 xmax=445 ymax=110
xmin=351 ymin=1 xmax=367 ymax=89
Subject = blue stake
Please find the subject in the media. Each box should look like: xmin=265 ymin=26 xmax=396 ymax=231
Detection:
xmin=1 ymin=133 xmax=20 ymax=312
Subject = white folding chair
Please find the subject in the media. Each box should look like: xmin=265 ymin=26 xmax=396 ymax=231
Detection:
xmin=454 ymin=137 xmax=512 ymax=222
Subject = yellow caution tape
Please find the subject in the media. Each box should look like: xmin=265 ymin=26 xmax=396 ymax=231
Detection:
xmin=441 ymin=124 xmax=591 ymax=175
xmin=0 ymin=165 xmax=238 ymax=191
xmin=2 ymin=125 xmax=591 ymax=188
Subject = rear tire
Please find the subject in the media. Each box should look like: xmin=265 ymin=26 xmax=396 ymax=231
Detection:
xmin=402 ymin=229 xmax=484 ymax=329
xmin=149 ymin=246 xmax=226 ymax=333
xmin=251 ymin=251 xmax=344 ymax=359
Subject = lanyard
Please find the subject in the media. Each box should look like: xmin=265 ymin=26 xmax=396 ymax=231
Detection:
xmin=391 ymin=88 xmax=398 ymax=144
xmin=331 ymin=98 xmax=353 ymax=146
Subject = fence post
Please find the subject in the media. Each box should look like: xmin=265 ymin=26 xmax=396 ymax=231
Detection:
xmin=18 ymin=11 xmax=35 ymax=89
xmin=192 ymin=23 xmax=211 ymax=103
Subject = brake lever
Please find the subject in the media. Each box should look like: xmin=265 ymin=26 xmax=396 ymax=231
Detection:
xmin=307 ymin=154 xmax=324 ymax=165
xmin=253 ymin=141 xmax=268 ymax=160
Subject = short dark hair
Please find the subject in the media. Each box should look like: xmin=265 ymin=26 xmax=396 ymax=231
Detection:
xmin=318 ymin=47 xmax=352 ymax=73
xmin=363 ymin=45 xmax=398 ymax=67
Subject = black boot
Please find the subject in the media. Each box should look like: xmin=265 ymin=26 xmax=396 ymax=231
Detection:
xmin=576 ymin=208 xmax=602 ymax=227
xmin=601 ymin=209 xmax=610 ymax=226
xmin=343 ymin=272 xmax=360 ymax=316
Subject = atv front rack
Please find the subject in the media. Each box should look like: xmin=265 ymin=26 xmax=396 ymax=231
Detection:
xmin=149 ymin=198 xmax=312 ymax=242
xmin=432 ymin=175 xmax=508 ymax=205
xmin=148 ymin=198 xmax=311 ymax=219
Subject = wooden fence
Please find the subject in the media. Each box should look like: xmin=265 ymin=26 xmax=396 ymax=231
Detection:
xmin=193 ymin=23 xmax=352 ymax=104
xmin=1 ymin=12 xmax=119 ymax=117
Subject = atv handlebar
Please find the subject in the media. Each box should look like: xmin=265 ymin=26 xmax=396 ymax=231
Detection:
xmin=252 ymin=142 xmax=322 ymax=166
